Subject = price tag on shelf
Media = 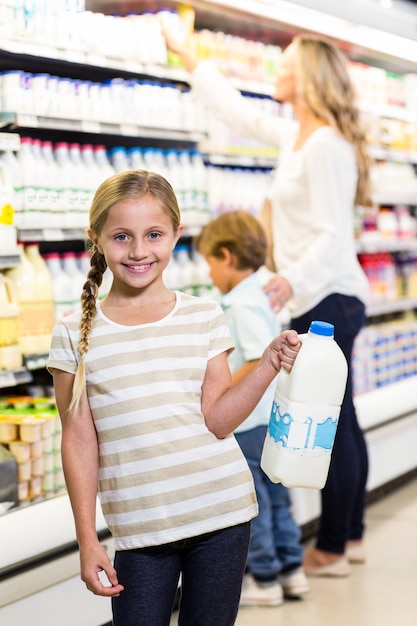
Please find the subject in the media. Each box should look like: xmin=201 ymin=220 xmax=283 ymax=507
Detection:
xmin=42 ymin=229 xmax=65 ymax=241
xmin=120 ymin=124 xmax=139 ymax=136
xmin=0 ymin=371 xmax=17 ymax=388
xmin=17 ymin=114 xmax=39 ymax=127
xmin=81 ymin=120 xmax=101 ymax=133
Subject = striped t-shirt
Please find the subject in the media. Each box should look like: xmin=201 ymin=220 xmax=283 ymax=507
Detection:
xmin=47 ymin=291 xmax=258 ymax=550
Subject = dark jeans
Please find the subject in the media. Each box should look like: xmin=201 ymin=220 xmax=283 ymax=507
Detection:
xmin=235 ymin=425 xmax=303 ymax=581
xmin=112 ymin=522 xmax=251 ymax=626
xmin=291 ymin=293 xmax=369 ymax=554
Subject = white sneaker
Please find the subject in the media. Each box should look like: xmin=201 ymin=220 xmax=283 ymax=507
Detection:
xmin=279 ymin=567 xmax=310 ymax=598
xmin=240 ymin=574 xmax=284 ymax=607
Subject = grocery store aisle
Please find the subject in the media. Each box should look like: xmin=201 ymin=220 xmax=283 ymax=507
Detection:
xmin=171 ymin=477 xmax=417 ymax=626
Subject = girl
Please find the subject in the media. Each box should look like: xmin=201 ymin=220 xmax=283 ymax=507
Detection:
xmin=163 ymin=29 xmax=371 ymax=577
xmin=47 ymin=169 xmax=301 ymax=626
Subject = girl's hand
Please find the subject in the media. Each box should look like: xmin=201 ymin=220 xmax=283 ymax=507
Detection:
xmin=80 ymin=542 xmax=124 ymax=598
xmin=264 ymin=275 xmax=293 ymax=313
xmin=269 ymin=329 xmax=301 ymax=372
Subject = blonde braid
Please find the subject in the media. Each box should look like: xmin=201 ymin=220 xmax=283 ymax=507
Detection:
xmin=68 ymin=246 xmax=107 ymax=413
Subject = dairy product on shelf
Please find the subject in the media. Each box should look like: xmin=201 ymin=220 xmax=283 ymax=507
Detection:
xmin=94 ymin=144 xmax=115 ymax=183
xmin=25 ymin=243 xmax=55 ymax=353
xmin=5 ymin=244 xmax=42 ymax=355
xmin=16 ymin=137 xmax=41 ymax=228
xmin=41 ymin=140 xmax=63 ymax=226
xmin=43 ymin=252 xmax=76 ymax=321
xmin=0 ymin=272 xmax=21 ymax=370
xmin=61 ymin=251 xmax=86 ymax=311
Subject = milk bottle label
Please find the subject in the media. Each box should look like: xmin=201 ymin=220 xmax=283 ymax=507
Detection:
xmin=268 ymin=392 xmax=339 ymax=451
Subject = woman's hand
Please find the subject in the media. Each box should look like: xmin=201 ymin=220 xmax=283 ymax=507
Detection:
xmin=159 ymin=18 xmax=198 ymax=72
xmin=264 ymin=274 xmax=293 ymax=313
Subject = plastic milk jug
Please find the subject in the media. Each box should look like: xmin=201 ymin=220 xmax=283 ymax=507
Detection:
xmin=261 ymin=321 xmax=348 ymax=489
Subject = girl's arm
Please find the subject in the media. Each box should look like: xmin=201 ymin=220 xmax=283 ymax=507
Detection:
xmin=202 ymin=329 xmax=300 ymax=438
xmin=53 ymin=369 xmax=124 ymax=598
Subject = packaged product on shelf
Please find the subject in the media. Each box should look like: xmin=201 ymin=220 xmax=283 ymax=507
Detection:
xmin=61 ymin=251 xmax=86 ymax=311
xmin=0 ymin=444 xmax=18 ymax=514
xmin=69 ymin=142 xmax=91 ymax=226
xmin=0 ymin=395 xmax=61 ymax=503
xmin=25 ymin=242 xmax=55 ymax=353
xmin=43 ymin=252 xmax=76 ymax=321
xmin=5 ymin=243 xmax=42 ymax=355
xmin=0 ymin=272 xmax=22 ymax=370
xmin=54 ymin=141 xmax=81 ymax=227
xmin=16 ymin=137 xmax=41 ymax=228
xmin=41 ymin=140 xmax=63 ymax=226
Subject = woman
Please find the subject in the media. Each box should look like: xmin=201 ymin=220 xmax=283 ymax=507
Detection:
xmin=164 ymin=29 xmax=371 ymax=576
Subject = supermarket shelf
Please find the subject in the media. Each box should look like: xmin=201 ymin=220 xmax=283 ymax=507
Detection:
xmin=0 ymin=112 xmax=206 ymax=143
xmin=17 ymin=228 xmax=87 ymax=242
xmin=205 ymin=153 xmax=277 ymax=168
xmin=356 ymin=238 xmax=417 ymax=254
xmin=0 ymin=368 xmax=32 ymax=389
xmin=372 ymin=192 xmax=417 ymax=206
xmin=366 ymin=297 xmax=417 ymax=317
xmin=369 ymin=145 xmax=417 ymax=164
xmin=0 ymin=132 xmax=20 ymax=152
xmin=0 ymin=251 xmax=20 ymax=269
xmin=0 ymin=44 xmax=189 ymax=85
xmin=355 ymin=374 xmax=417 ymax=432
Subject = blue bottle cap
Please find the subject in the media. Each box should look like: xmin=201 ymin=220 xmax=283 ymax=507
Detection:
xmin=309 ymin=321 xmax=334 ymax=337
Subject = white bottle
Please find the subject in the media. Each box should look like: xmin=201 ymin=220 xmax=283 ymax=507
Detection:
xmin=261 ymin=321 xmax=348 ymax=489
xmin=0 ymin=149 xmax=23 ymax=225
xmin=16 ymin=137 xmax=39 ymax=227
xmin=69 ymin=142 xmax=89 ymax=227
xmin=41 ymin=140 xmax=62 ymax=226
xmin=110 ymin=146 xmax=130 ymax=173
xmin=61 ymin=251 xmax=86 ymax=312
xmin=43 ymin=252 xmax=75 ymax=321
xmin=54 ymin=142 xmax=77 ymax=227
xmin=94 ymin=144 xmax=115 ymax=183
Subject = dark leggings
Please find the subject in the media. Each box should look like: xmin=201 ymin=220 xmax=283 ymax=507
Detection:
xmin=112 ymin=522 xmax=251 ymax=626
xmin=291 ymin=293 xmax=369 ymax=554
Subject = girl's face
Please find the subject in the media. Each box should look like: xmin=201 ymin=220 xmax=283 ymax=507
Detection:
xmin=273 ymin=43 xmax=298 ymax=104
xmin=90 ymin=194 xmax=183 ymax=293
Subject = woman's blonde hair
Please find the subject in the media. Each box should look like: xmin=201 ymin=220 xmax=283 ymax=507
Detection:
xmin=195 ymin=209 xmax=267 ymax=271
xmin=69 ymin=169 xmax=181 ymax=412
xmin=292 ymin=34 xmax=373 ymax=207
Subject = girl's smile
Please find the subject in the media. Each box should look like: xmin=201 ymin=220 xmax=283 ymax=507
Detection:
xmin=88 ymin=193 xmax=183 ymax=294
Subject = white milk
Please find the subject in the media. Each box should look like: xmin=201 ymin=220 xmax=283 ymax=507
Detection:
xmin=261 ymin=320 xmax=348 ymax=489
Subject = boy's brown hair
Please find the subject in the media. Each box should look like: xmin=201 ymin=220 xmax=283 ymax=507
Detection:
xmin=195 ymin=210 xmax=267 ymax=271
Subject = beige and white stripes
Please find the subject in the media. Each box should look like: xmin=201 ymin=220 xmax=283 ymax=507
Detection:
xmin=48 ymin=292 xmax=257 ymax=550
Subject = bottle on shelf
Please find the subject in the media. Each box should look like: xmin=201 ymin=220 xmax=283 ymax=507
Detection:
xmin=24 ymin=243 xmax=55 ymax=353
xmin=261 ymin=321 xmax=348 ymax=489
xmin=61 ymin=251 xmax=87 ymax=312
xmin=16 ymin=137 xmax=40 ymax=228
xmin=0 ymin=272 xmax=22 ymax=370
xmin=5 ymin=243 xmax=41 ymax=355
xmin=41 ymin=140 xmax=63 ymax=227
xmin=43 ymin=252 xmax=76 ymax=322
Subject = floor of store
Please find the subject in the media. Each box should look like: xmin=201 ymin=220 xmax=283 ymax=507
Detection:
xmin=170 ymin=477 xmax=417 ymax=626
